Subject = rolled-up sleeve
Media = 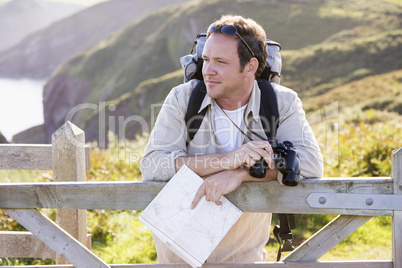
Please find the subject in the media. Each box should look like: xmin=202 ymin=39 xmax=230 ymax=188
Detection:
xmin=273 ymin=83 xmax=324 ymax=179
xmin=140 ymin=81 xmax=196 ymax=181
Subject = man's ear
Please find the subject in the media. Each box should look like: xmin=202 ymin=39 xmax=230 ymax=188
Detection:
xmin=245 ymin=57 xmax=259 ymax=78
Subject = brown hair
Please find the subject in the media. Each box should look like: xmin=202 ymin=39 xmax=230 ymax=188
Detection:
xmin=207 ymin=15 xmax=268 ymax=78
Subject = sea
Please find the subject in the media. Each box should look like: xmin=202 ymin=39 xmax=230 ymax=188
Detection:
xmin=0 ymin=78 xmax=45 ymax=141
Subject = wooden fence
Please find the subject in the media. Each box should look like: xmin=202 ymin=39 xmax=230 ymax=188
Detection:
xmin=0 ymin=122 xmax=91 ymax=264
xmin=0 ymin=121 xmax=401 ymax=268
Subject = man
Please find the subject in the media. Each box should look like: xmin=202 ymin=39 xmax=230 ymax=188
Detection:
xmin=140 ymin=15 xmax=323 ymax=263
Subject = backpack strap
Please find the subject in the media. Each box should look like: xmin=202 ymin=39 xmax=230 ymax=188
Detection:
xmin=185 ymin=81 xmax=207 ymax=146
xmin=257 ymin=79 xmax=279 ymax=138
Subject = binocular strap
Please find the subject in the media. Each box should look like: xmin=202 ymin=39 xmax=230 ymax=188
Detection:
xmin=273 ymin=213 xmax=296 ymax=261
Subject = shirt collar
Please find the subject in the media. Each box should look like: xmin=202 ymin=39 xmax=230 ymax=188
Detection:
xmin=199 ymin=91 xmax=213 ymax=113
xmin=198 ymin=80 xmax=261 ymax=122
xmin=246 ymin=80 xmax=261 ymax=122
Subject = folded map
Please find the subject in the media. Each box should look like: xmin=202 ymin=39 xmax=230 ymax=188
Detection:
xmin=139 ymin=165 xmax=243 ymax=267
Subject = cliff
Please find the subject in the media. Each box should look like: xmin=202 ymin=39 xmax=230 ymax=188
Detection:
xmin=0 ymin=131 xmax=8 ymax=143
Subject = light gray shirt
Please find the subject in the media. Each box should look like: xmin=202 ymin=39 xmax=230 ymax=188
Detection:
xmin=140 ymin=79 xmax=323 ymax=263
xmin=141 ymin=79 xmax=323 ymax=181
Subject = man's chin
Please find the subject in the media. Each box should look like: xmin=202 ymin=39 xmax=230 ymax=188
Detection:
xmin=205 ymin=85 xmax=222 ymax=99
xmin=206 ymin=91 xmax=220 ymax=99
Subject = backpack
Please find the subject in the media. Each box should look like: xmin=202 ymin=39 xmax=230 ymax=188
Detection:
xmin=180 ymin=34 xmax=282 ymax=84
xmin=180 ymin=33 xmax=295 ymax=261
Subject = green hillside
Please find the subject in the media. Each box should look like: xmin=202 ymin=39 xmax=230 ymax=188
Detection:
xmin=42 ymin=0 xmax=402 ymax=142
xmin=304 ymin=69 xmax=402 ymax=116
xmin=282 ymin=30 xmax=402 ymax=97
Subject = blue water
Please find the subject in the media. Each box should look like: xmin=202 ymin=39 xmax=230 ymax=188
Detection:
xmin=0 ymin=78 xmax=45 ymax=141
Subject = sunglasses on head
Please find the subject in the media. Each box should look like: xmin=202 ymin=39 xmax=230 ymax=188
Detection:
xmin=207 ymin=24 xmax=256 ymax=58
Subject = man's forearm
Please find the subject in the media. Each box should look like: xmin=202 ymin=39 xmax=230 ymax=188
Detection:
xmin=175 ymin=153 xmax=236 ymax=177
xmin=175 ymin=140 xmax=276 ymax=177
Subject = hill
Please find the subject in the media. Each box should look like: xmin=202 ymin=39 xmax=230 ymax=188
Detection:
xmin=0 ymin=0 xmax=192 ymax=79
xmin=281 ymin=30 xmax=402 ymax=97
xmin=0 ymin=0 xmax=84 ymax=52
xmin=0 ymin=131 xmax=7 ymax=143
xmin=304 ymin=70 xmax=402 ymax=114
xmin=303 ymin=69 xmax=402 ymax=127
xmin=23 ymin=0 xmax=402 ymax=143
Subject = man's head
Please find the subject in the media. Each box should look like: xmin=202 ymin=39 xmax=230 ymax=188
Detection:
xmin=206 ymin=15 xmax=268 ymax=78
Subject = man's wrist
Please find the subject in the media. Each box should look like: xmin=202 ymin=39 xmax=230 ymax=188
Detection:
xmin=242 ymin=167 xmax=279 ymax=182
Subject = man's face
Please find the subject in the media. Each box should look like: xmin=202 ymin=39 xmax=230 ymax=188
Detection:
xmin=202 ymin=33 xmax=250 ymax=107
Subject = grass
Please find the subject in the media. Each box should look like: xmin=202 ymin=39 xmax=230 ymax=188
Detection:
xmin=321 ymin=216 xmax=392 ymax=261
xmin=88 ymin=210 xmax=157 ymax=264
xmin=89 ymin=213 xmax=392 ymax=263
xmin=265 ymin=215 xmax=392 ymax=262
xmin=89 ymin=212 xmax=393 ymax=263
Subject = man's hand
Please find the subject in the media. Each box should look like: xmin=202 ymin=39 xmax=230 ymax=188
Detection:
xmin=190 ymin=163 xmax=279 ymax=209
xmin=229 ymin=140 xmax=275 ymax=169
xmin=190 ymin=169 xmax=245 ymax=209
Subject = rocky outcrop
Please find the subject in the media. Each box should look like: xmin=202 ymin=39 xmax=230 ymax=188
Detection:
xmin=0 ymin=131 xmax=8 ymax=143
xmin=43 ymin=74 xmax=92 ymax=143
xmin=12 ymin=125 xmax=46 ymax=144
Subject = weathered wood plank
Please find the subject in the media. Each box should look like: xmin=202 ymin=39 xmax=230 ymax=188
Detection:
xmin=0 ymin=231 xmax=55 ymax=258
xmin=0 ymin=178 xmax=394 ymax=215
xmin=51 ymin=121 xmax=88 ymax=264
xmin=0 ymin=231 xmax=91 ymax=259
xmin=0 ymin=260 xmax=393 ymax=267
xmin=392 ymin=148 xmax=402 ymax=268
xmin=0 ymin=144 xmax=53 ymax=170
xmin=283 ymin=215 xmax=372 ymax=262
xmin=0 ymin=144 xmax=90 ymax=171
xmin=3 ymin=208 xmax=109 ymax=268
xmin=226 ymin=177 xmax=393 ymax=216
xmin=307 ymin=192 xmax=402 ymax=210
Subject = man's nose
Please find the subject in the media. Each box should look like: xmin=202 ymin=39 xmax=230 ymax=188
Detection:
xmin=203 ymin=62 xmax=216 ymax=76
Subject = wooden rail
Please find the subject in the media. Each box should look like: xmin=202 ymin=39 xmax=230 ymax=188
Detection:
xmin=0 ymin=177 xmax=394 ymax=215
xmin=0 ymin=121 xmax=401 ymax=268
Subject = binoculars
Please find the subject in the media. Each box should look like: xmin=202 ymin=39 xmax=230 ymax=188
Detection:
xmin=249 ymin=138 xmax=300 ymax=186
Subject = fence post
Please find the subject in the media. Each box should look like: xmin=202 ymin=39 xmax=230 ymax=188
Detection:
xmin=52 ymin=121 xmax=88 ymax=264
xmin=393 ymin=148 xmax=402 ymax=268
